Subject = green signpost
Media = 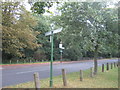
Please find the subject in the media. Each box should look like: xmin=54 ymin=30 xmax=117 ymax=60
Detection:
xmin=45 ymin=28 xmax=62 ymax=87
xmin=50 ymin=31 xmax=53 ymax=87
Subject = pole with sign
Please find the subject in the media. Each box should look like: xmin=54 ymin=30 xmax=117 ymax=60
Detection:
xmin=59 ymin=42 xmax=65 ymax=63
xmin=45 ymin=28 xmax=62 ymax=87
xmin=60 ymin=49 xmax=63 ymax=63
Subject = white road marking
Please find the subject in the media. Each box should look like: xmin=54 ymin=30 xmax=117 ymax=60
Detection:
xmin=16 ymin=69 xmax=48 ymax=74
xmin=16 ymin=67 xmax=61 ymax=75
xmin=0 ymin=67 xmax=2 ymax=69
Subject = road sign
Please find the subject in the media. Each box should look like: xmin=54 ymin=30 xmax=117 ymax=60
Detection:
xmin=61 ymin=47 xmax=65 ymax=49
xmin=45 ymin=31 xmax=52 ymax=36
xmin=53 ymin=28 xmax=62 ymax=34
xmin=45 ymin=28 xmax=62 ymax=36
xmin=59 ymin=43 xmax=62 ymax=48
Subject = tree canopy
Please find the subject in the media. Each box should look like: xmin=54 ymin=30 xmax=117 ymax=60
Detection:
xmin=1 ymin=1 xmax=119 ymax=65
xmin=52 ymin=2 xmax=119 ymax=74
xmin=2 ymin=2 xmax=39 ymax=60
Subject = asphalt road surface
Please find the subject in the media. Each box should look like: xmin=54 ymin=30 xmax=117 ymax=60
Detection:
xmin=1 ymin=59 xmax=118 ymax=87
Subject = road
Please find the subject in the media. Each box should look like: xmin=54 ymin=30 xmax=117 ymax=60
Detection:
xmin=1 ymin=59 xmax=118 ymax=87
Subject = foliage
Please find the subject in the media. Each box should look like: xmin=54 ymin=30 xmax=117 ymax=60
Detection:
xmin=53 ymin=2 xmax=119 ymax=58
xmin=1 ymin=1 xmax=119 ymax=63
xmin=2 ymin=2 xmax=39 ymax=59
xmin=33 ymin=49 xmax=46 ymax=61
xmin=30 ymin=2 xmax=54 ymax=14
xmin=52 ymin=2 xmax=119 ymax=74
xmin=32 ymin=14 xmax=51 ymax=61
xmin=32 ymin=14 xmax=62 ymax=61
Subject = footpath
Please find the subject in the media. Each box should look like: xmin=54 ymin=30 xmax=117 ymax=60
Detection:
xmin=0 ymin=58 xmax=118 ymax=69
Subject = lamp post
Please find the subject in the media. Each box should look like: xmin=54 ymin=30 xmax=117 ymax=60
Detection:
xmin=45 ymin=28 xmax=62 ymax=87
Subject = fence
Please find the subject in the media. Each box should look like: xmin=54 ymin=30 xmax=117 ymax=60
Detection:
xmin=33 ymin=61 xmax=118 ymax=89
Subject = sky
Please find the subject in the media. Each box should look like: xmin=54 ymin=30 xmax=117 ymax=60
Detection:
xmin=23 ymin=1 xmax=59 ymax=16
xmin=23 ymin=0 xmax=119 ymax=16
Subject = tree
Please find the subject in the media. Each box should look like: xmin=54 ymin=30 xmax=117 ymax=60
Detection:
xmin=32 ymin=14 xmax=51 ymax=60
xmin=32 ymin=14 xmax=61 ymax=61
xmin=53 ymin=2 xmax=119 ymax=74
xmin=30 ymin=1 xmax=62 ymax=61
xmin=29 ymin=2 xmax=54 ymax=14
xmin=2 ymin=2 xmax=39 ymax=61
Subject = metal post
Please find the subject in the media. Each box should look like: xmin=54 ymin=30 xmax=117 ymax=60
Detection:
xmin=50 ymin=31 xmax=53 ymax=88
xmin=10 ymin=60 xmax=11 ymax=64
xmin=17 ymin=60 xmax=18 ymax=63
xmin=60 ymin=50 xmax=62 ymax=63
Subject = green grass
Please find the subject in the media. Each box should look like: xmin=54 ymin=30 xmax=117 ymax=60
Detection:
xmin=4 ymin=66 xmax=118 ymax=88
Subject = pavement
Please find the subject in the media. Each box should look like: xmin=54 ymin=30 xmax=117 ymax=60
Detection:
xmin=1 ymin=58 xmax=118 ymax=88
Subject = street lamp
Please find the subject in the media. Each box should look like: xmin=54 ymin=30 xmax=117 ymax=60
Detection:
xmin=45 ymin=28 xmax=62 ymax=87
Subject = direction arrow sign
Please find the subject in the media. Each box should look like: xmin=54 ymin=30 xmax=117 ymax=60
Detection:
xmin=45 ymin=31 xmax=52 ymax=36
xmin=45 ymin=28 xmax=62 ymax=36
xmin=53 ymin=28 xmax=62 ymax=34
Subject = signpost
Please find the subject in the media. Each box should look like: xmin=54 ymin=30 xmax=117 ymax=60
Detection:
xmin=60 ymin=49 xmax=63 ymax=63
xmin=45 ymin=28 xmax=62 ymax=36
xmin=45 ymin=28 xmax=62 ymax=87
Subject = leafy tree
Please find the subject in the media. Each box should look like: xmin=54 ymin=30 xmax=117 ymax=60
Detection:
xmin=32 ymin=14 xmax=61 ymax=61
xmin=32 ymin=14 xmax=51 ymax=61
xmin=30 ymin=1 xmax=62 ymax=61
xmin=29 ymin=1 xmax=54 ymax=14
xmin=53 ymin=2 xmax=119 ymax=74
xmin=2 ymin=2 xmax=39 ymax=61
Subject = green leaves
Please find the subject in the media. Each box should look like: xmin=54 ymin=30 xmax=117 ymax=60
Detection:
xmin=2 ymin=2 xmax=39 ymax=58
xmin=53 ymin=2 xmax=119 ymax=59
xmin=31 ymin=2 xmax=53 ymax=14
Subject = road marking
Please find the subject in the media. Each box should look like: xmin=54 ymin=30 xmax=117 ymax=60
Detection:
xmin=0 ymin=67 xmax=3 ymax=70
xmin=16 ymin=69 xmax=48 ymax=74
xmin=16 ymin=67 xmax=61 ymax=74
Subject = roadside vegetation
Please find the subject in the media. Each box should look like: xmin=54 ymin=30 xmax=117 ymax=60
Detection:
xmin=2 ymin=2 xmax=119 ymax=63
xmin=1 ymin=1 xmax=119 ymax=79
xmin=0 ymin=61 xmax=50 ymax=65
xmin=4 ymin=66 xmax=118 ymax=88
xmin=1 ymin=58 xmax=118 ymax=65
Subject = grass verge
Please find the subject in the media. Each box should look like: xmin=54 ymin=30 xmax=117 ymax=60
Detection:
xmin=1 ymin=58 xmax=118 ymax=65
xmin=4 ymin=66 xmax=118 ymax=88
xmin=0 ymin=61 xmax=50 ymax=65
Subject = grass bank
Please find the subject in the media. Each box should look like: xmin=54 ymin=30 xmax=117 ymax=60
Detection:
xmin=0 ymin=61 xmax=50 ymax=65
xmin=4 ymin=66 xmax=118 ymax=88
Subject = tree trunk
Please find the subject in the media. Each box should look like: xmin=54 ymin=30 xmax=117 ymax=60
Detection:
xmin=94 ymin=44 xmax=98 ymax=75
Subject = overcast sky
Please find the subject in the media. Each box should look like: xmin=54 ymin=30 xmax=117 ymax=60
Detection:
xmin=23 ymin=0 xmax=119 ymax=16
